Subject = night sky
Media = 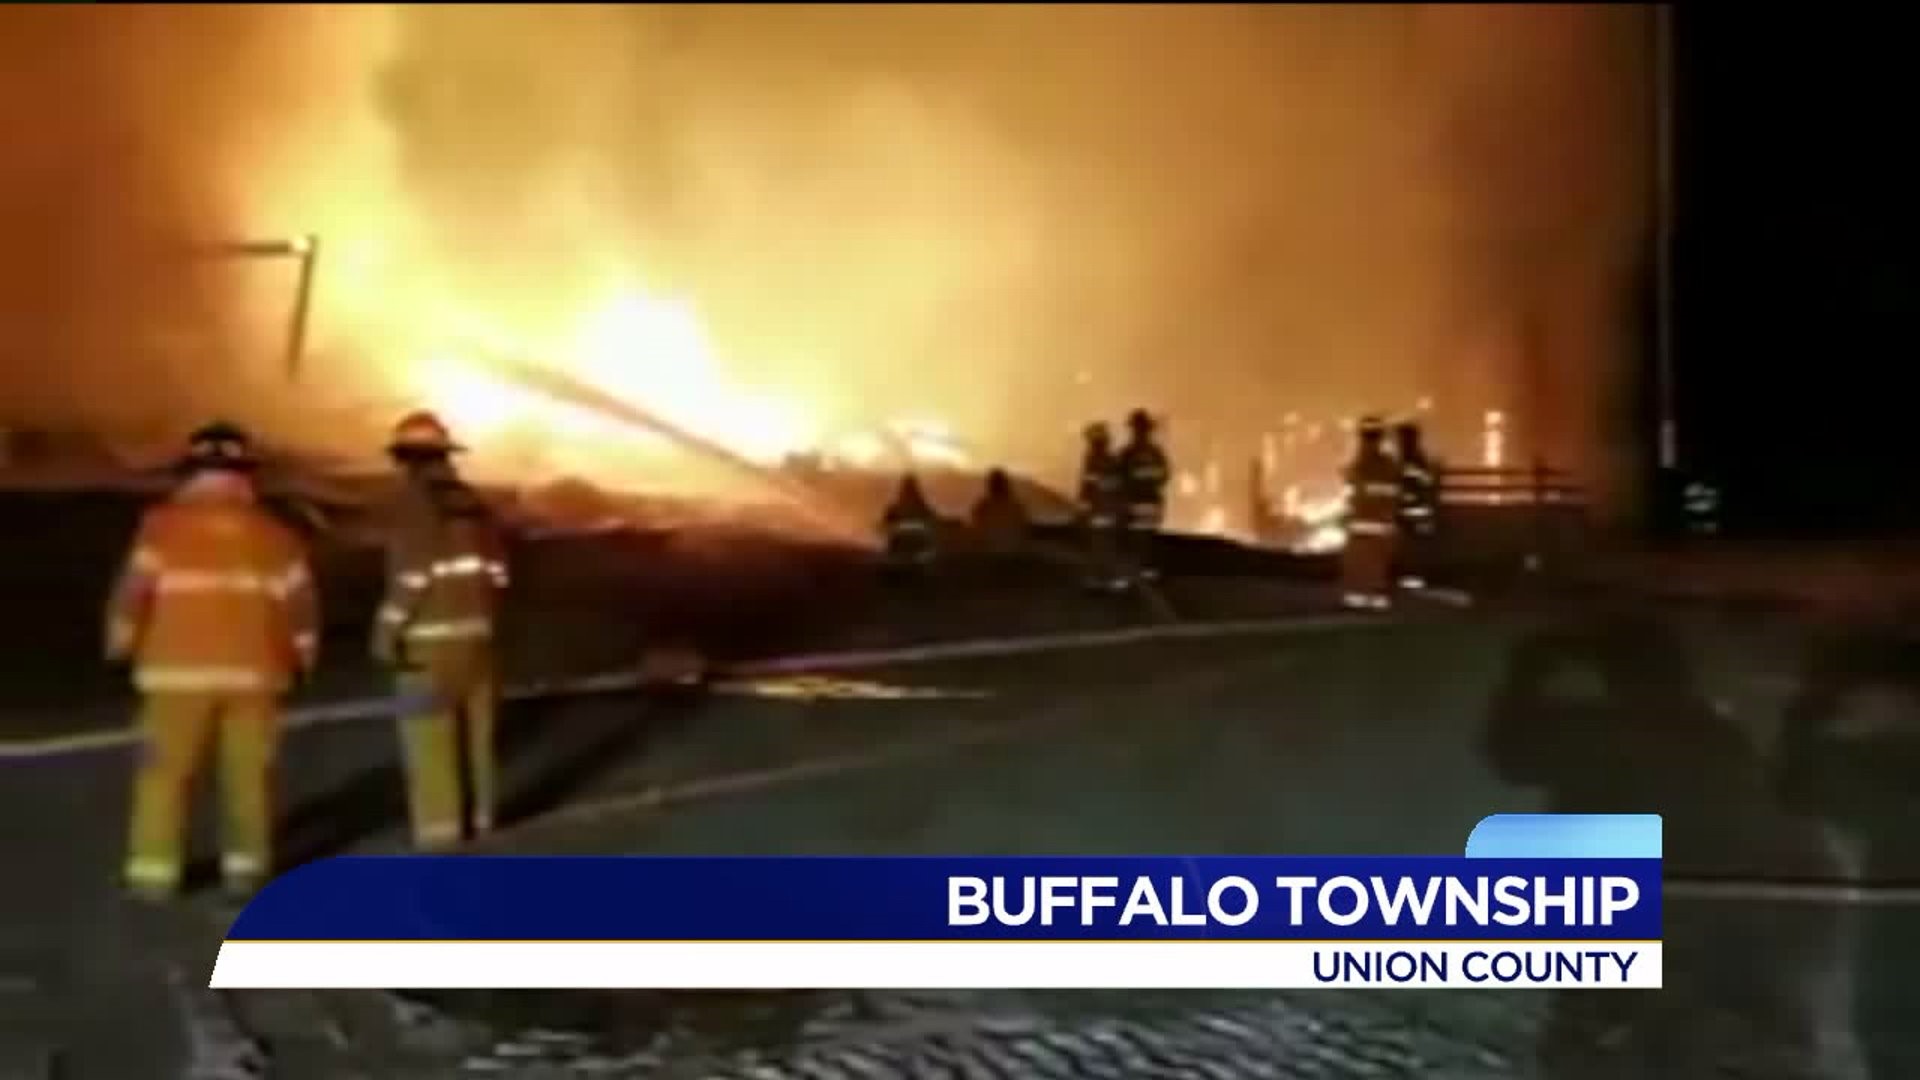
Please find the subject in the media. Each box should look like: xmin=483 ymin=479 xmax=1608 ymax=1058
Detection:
xmin=1670 ymin=8 xmax=1919 ymax=533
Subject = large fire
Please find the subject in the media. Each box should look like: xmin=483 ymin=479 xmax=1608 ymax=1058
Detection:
xmin=389 ymin=289 xmax=1383 ymax=553
xmin=384 ymin=285 xmax=973 ymax=492
xmin=412 ymin=292 xmax=803 ymax=462
xmin=283 ymin=263 xmax=1413 ymax=553
xmin=252 ymin=218 xmax=1383 ymax=548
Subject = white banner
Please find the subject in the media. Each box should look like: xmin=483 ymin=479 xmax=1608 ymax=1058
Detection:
xmin=212 ymin=940 xmax=1661 ymax=991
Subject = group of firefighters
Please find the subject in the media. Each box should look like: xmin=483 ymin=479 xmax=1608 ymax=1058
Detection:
xmin=1339 ymin=415 xmax=1440 ymax=609
xmin=108 ymin=402 xmax=1439 ymax=903
xmin=109 ymin=410 xmax=507 ymax=902
xmin=877 ymin=407 xmax=1172 ymax=591
xmin=1075 ymin=408 xmax=1173 ymax=590
xmin=878 ymin=406 xmax=1439 ymax=607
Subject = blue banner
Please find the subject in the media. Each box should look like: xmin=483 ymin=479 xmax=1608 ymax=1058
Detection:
xmin=230 ymin=853 xmax=1661 ymax=942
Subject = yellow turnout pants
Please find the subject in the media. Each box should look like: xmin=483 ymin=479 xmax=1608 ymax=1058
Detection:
xmin=396 ymin=645 xmax=498 ymax=850
xmin=1341 ymin=530 xmax=1398 ymax=602
xmin=1082 ymin=515 xmax=1122 ymax=586
xmin=125 ymin=692 xmax=280 ymax=893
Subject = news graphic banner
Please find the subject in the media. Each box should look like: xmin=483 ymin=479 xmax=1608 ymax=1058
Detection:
xmin=210 ymin=813 xmax=1662 ymax=991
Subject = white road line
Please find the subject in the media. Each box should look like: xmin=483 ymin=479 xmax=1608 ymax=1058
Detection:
xmin=482 ymin=721 xmax=1036 ymax=846
xmin=474 ymin=646 xmax=1308 ymax=848
xmin=0 ymin=612 xmax=1393 ymax=763
xmin=719 ymin=612 xmax=1382 ymax=677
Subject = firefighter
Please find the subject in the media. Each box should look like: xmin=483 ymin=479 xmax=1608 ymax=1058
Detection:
xmin=374 ymin=411 xmax=510 ymax=850
xmin=1393 ymin=421 xmax=1439 ymax=589
xmin=1116 ymin=408 xmax=1171 ymax=585
xmin=1341 ymin=416 xmax=1401 ymax=610
xmin=880 ymin=472 xmax=938 ymax=574
xmin=108 ymin=421 xmax=318 ymax=901
xmin=969 ymin=467 xmax=1030 ymax=558
xmin=1682 ymin=479 xmax=1721 ymax=535
xmin=1076 ymin=422 xmax=1124 ymax=590
xmin=1248 ymin=456 xmax=1285 ymax=547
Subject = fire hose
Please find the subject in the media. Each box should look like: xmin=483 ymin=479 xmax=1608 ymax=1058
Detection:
xmin=0 ymin=612 xmax=1386 ymax=763
xmin=466 ymin=347 xmax=877 ymax=548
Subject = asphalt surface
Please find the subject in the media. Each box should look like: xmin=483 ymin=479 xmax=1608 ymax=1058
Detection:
xmin=11 ymin=599 xmax=1920 ymax=1079
xmin=0 ymin=498 xmax=1340 ymax=1080
xmin=0 ymin=485 xmax=1326 ymax=746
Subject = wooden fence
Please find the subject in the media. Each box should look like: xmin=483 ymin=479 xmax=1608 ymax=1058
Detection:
xmin=1439 ymin=463 xmax=1587 ymax=507
xmin=1433 ymin=463 xmax=1590 ymax=566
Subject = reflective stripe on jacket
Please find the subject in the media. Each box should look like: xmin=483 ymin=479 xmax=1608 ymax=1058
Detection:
xmin=1078 ymin=449 xmax=1123 ymax=524
xmin=1118 ymin=441 xmax=1169 ymax=492
xmin=107 ymin=492 xmax=317 ymax=693
xmin=1399 ymin=457 xmax=1437 ymax=503
xmin=379 ymin=479 xmax=508 ymax=648
xmin=1398 ymin=458 xmax=1439 ymax=532
xmin=883 ymin=501 xmax=939 ymax=562
xmin=1344 ymin=451 xmax=1401 ymax=536
xmin=1118 ymin=441 xmax=1169 ymax=529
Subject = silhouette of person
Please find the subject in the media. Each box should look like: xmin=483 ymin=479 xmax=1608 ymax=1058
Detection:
xmin=879 ymin=473 xmax=938 ymax=580
xmin=970 ymin=467 xmax=1031 ymax=559
xmin=1484 ymin=607 xmax=1866 ymax=1080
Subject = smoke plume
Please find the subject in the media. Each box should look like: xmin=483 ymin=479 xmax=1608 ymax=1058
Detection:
xmin=0 ymin=5 xmax=392 ymax=442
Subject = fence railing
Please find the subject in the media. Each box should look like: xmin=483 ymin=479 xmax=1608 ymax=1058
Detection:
xmin=1439 ymin=464 xmax=1587 ymax=507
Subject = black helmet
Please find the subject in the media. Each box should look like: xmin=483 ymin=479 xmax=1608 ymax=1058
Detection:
xmin=1127 ymin=408 xmax=1155 ymax=433
xmin=179 ymin=420 xmax=260 ymax=474
xmin=985 ymin=467 xmax=1013 ymax=497
xmin=1083 ymin=422 xmax=1111 ymax=445
xmin=1356 ymin=415 xmax=1387 ymax=442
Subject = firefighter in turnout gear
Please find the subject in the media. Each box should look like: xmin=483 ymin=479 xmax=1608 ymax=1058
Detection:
xmin=1682 ymin=479 xmax=1721 ymax=535
xmin=1076 ymin=422 xmax=1125 ymax=590
xmin=1117 ymin=408 xmax=1171 ymax=585
xmin=1341 ymin=416 xmax=1401 ymax=610
xmin=108 ymin=422 xmax=318 ymax=900
xmin=1393 ymin=421 xmax=1439 ymax=589
xmin=375 ymin=411 xmax=510 ymax=850
xmin=970 ymin=467 xmax=1030 ymax=557
xmin=880 ymin=473 xmax=939 ymax=574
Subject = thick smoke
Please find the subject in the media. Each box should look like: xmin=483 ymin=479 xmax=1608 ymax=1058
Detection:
xmin=3 ymin=4 xmax=1649 ymax=506
xmin=0 ymin=4 xmax=392 ymax=444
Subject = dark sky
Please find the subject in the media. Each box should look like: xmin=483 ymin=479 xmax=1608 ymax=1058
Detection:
xmin=1671 ymin=8 xmax=1920 ymax=531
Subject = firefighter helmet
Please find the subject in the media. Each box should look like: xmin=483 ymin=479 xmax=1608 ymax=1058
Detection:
xmin=1127 ymin=408 xmax=1155 ymax=434
xmin=1083 ymin=422 xmax=1111 ymax=445
xmin=1356 ymin=415 xmax=1387 ymax=440
xmin=180 ymin=420 xmax=259 ymax=473
xmin=387 ymin=410 xmax=463 ymax=458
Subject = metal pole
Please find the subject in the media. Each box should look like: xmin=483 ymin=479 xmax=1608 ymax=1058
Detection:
xmin=201 ymin=237 xmax=318 ymax=382
xmin=285 ymin=234 xmax=319 ymax=382
xmin=1653 ymin=3 xmax=1678 ymax=470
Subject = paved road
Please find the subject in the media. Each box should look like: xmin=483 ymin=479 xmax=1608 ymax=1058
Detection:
xmin=9 ymin=607 xmax=1920 ymax=1078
